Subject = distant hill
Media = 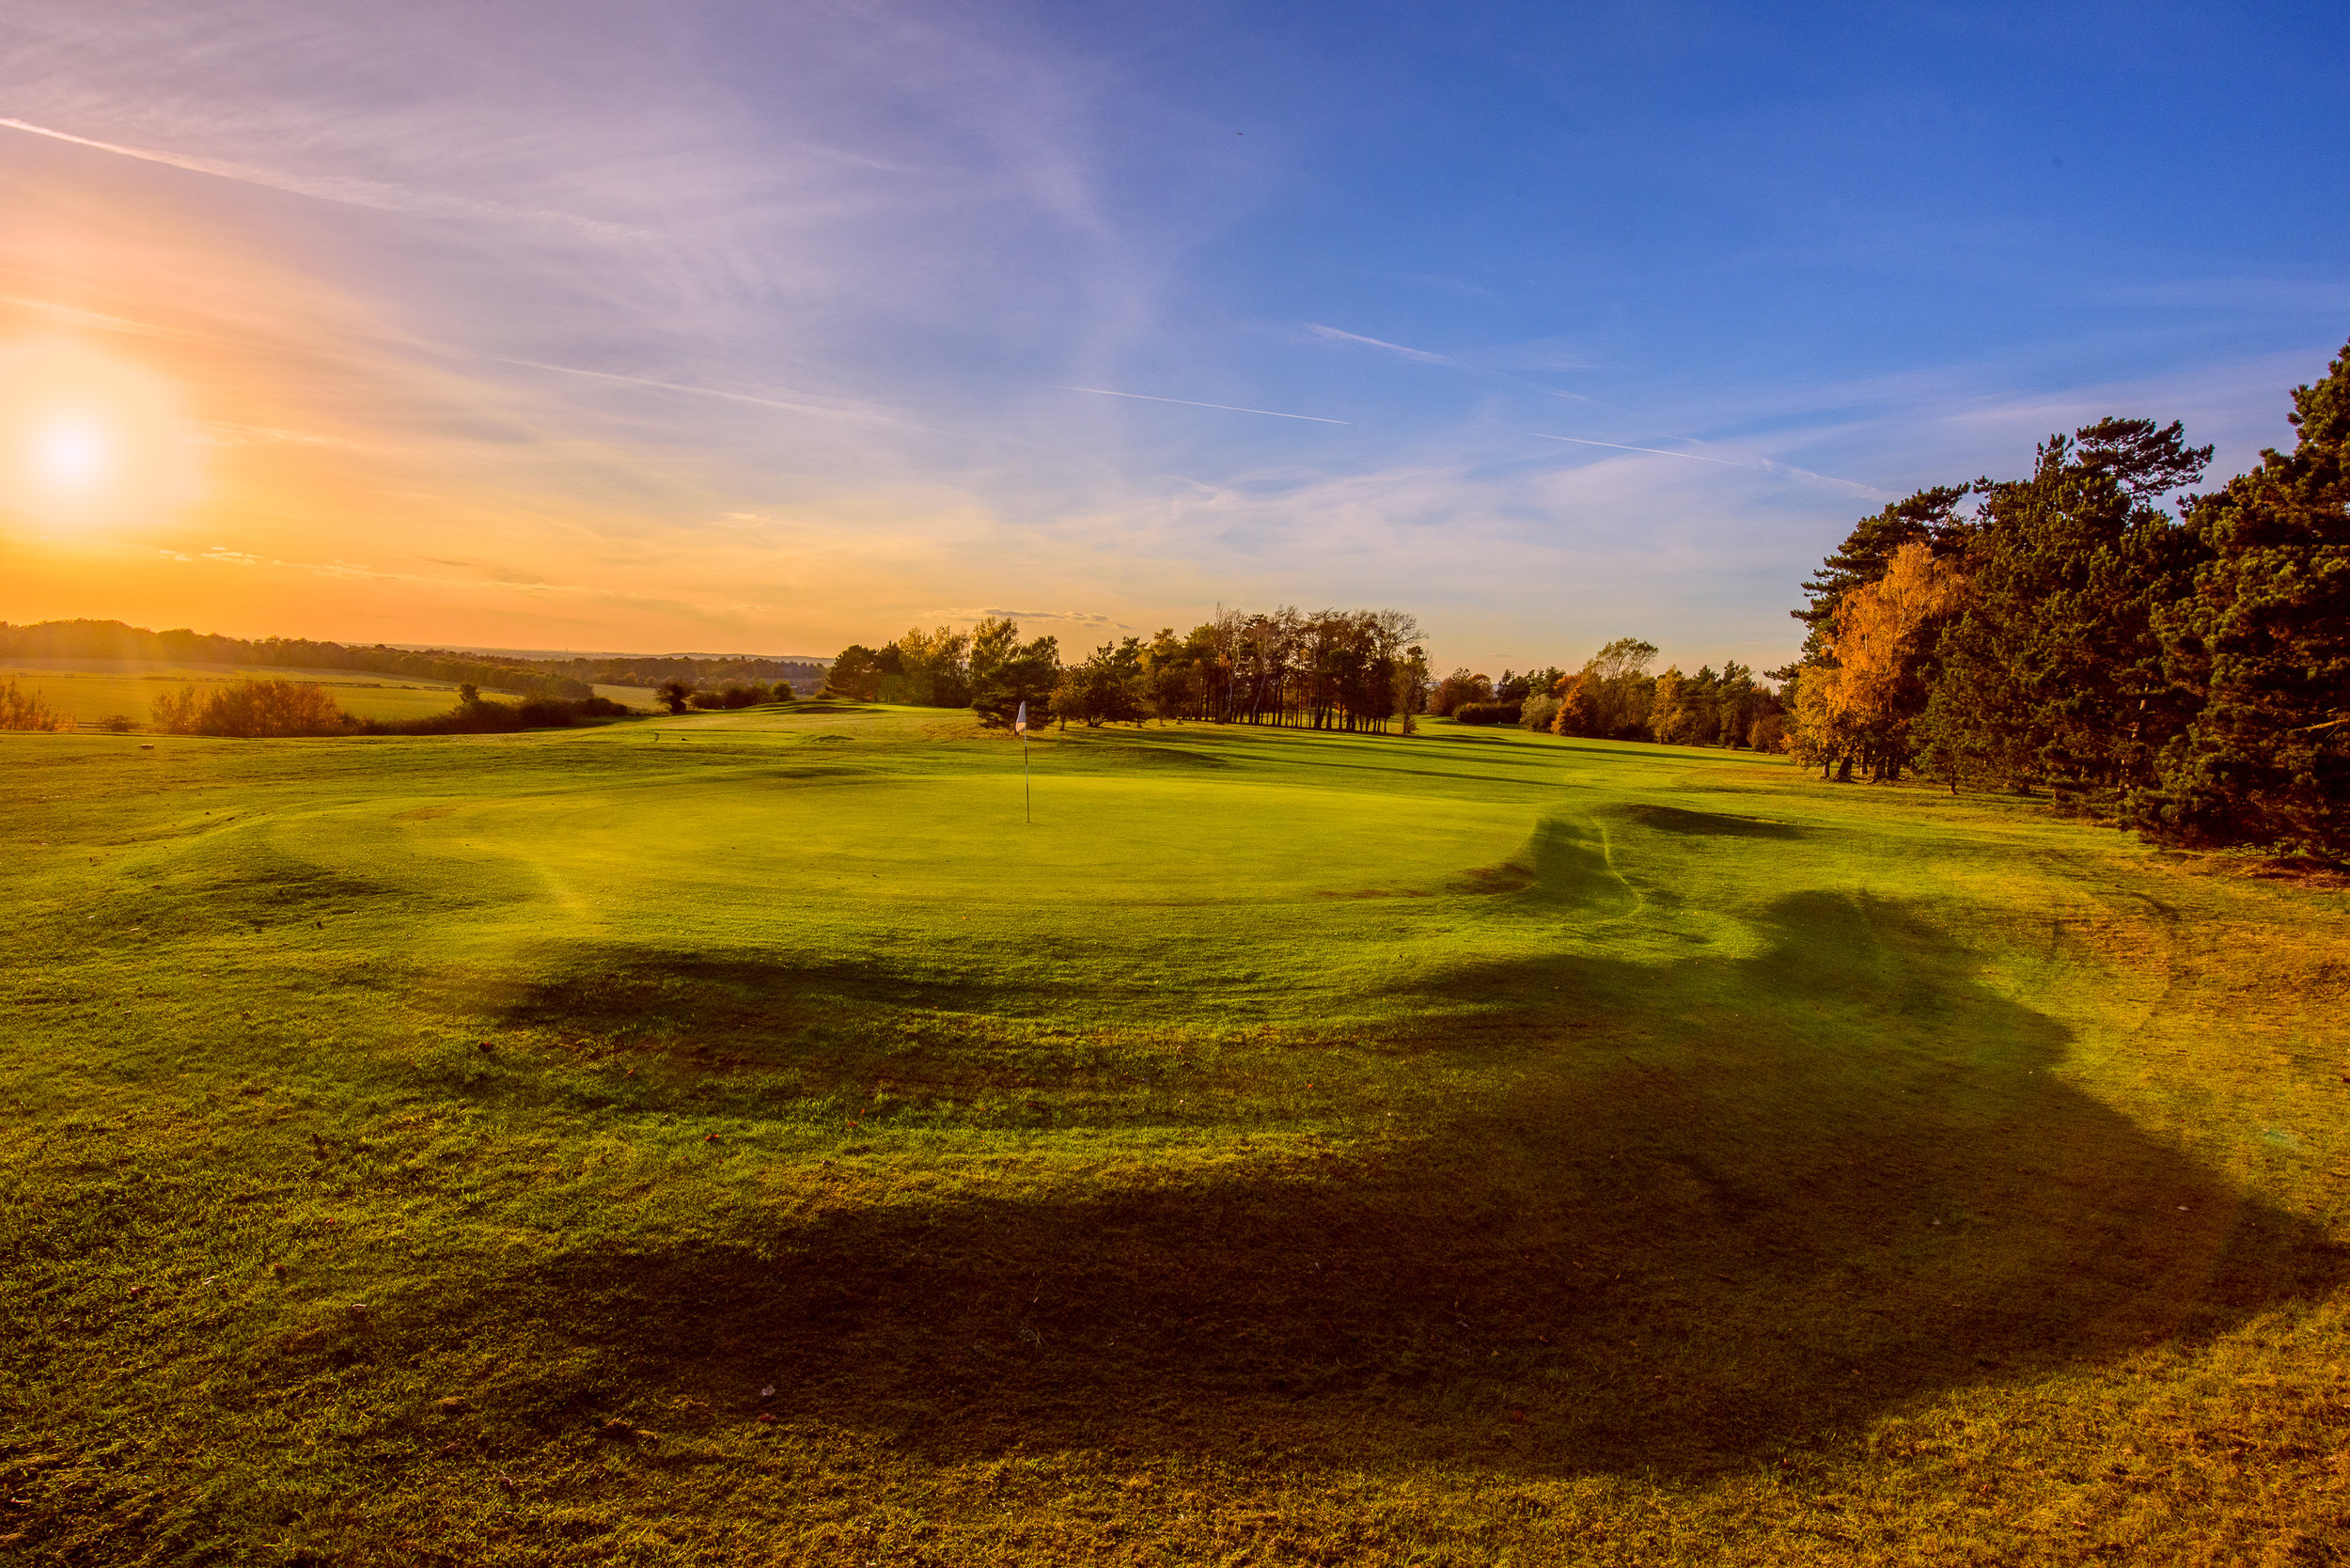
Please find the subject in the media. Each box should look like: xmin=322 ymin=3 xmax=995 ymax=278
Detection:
xmin=391 ymin=645 xmax=833 ymax=693
xmin=0 ymin=620 xmax=832 ymax=698
xmin=0 ymin=619 xmax=597 ymax=699
xmin=395 ymin=644 xmax=834 ymax=665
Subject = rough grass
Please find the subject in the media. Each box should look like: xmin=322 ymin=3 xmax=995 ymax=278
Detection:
xmin=0 ymin=660 xmax=515 ymax=728
xmin=3 ymin=709 xmax=2347 ymax=1565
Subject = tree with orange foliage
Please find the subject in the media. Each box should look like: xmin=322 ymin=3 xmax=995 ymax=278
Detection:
xmin=1789 ymin=541 xmax=1968 ymax=782
xmin=1547 ymin=637 xmax=1657 ymax=739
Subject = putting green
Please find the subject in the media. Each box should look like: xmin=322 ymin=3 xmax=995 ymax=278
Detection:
xmin=339 ymin=774 xmax=1531 ymax=909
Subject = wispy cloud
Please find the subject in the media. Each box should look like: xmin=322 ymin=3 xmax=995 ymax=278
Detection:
xmin=193 ymin=421 xmax=369 ymax=450
xmin=0 ymin=293 xmax=207 ymax=342
xmin=1753 ymin=459 xmax=1886 ymax=498
xmin=1528 ymin=432 xmax=1884 ymax=498
xmin=485 ymin=356 xmax=907 ymax=427
xmin=164 ymin=541 xmax=776 ymax=619
xmin=948 ymin=606 xmax=1133 ymax=630
xmin=2096 ymin=274 xmax=2350 ymax=316
xmin=1479 ymin=337 xmax=1605 ymax=374
xmin=1528 ymin=432 xmax=1746 ymax=464
xmin=1058 ymin=386 xmax=1351 ymax=425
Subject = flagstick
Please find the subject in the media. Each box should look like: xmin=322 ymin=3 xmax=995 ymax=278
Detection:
xmin=1016 ymin=698 xmax=1032 ymax=823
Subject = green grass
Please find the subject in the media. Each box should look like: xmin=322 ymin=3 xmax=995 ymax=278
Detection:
xmin=1 ymin=660 xmax=528 ymax=728
xmin=5 ymin=707 xmax=2347 ymax=1565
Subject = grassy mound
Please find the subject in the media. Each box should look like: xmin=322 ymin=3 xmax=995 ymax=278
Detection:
xmin=5 ymin=709 xmax=2345 ymax=1564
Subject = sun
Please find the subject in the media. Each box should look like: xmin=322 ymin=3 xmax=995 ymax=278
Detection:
xmin=36 ymin=416 xmax=110 ymax=491
xmin=0 ymin=339 xmax=191 ymax=532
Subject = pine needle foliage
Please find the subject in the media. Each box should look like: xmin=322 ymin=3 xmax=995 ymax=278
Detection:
xmin=2132 ymin=341 xmax=2350 ymax=857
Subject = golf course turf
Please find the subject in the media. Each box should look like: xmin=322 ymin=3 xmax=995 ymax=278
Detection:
xmin=5 ymin=704 xmax=2346 ymax=1564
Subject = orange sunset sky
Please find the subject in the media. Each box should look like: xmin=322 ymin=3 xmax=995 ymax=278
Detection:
xmin=2 ymin=3 xmax=2335 ymax=666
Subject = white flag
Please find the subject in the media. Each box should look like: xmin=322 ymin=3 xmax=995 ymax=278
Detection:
xmin=1015 ymin=699 xmax=1027 ymax=735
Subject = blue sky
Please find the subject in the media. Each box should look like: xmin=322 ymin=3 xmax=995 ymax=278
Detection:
xmin=2 ymin=0 xmax=2345 ymax=671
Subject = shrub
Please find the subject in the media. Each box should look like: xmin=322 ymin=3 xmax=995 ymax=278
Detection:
xmin=690 ymin=682 xmax=771 ymax=710
xmin=1520 ymin=693 xmax=1560 ymax=732
xmin=359 ymin=694 xmax=630 ymax=735
xmin=1430 ymin=668 xmax=1493 ymax=716
xmin=150 ymin=679 xmax=352 ymax=737
xmin=1452 ymin=701 xmax=1523 ymax=726
xmin=102 ymin=713 xmax=137 ymax=733
xmin=207 ymin=679 xmax=351 ymax=737
xmin=152 ymin=685 xmax=202 ymax=734
xmin=0 ymin=682 xmax=72 ymax=732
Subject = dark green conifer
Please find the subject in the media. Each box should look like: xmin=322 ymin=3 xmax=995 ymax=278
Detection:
xmin=1919 ymin=420 xmax=2211 ymax=793
xmin=2133 ymin=341 xmax=2350 ymax=857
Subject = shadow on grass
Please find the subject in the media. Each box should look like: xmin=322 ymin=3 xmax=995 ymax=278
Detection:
xmin=494 ymin=948 xmax=1063 ymax=1051
xmin=464 ymin=892 xmax=2342 ymax=1479
xmin=1607 ymin=802 xmax=1804 ymax=839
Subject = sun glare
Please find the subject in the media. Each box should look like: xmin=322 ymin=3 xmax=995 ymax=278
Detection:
xmin=37 ymin=418 xmax=109 ymax=491
xmin=0 ymin=339 xmax=190 ymax=532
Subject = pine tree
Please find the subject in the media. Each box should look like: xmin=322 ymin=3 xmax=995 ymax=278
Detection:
xmin=1920 ymin=419 xmax=2211 ymax=793
xmin=2132 ymin=340 xmax=2350 ymax=857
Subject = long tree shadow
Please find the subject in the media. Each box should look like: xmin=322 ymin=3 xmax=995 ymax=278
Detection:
xmin=1606 ymin=801 xmax=1805 ymax=838
xmin=460 ymin=892 xmax=2342 ymax=1478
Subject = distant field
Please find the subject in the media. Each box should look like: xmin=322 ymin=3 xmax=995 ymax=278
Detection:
xmin=4 ymin=708 xmax=2344 ymax=1564
xmin=0 ymin=658 xmax=514 ymax=727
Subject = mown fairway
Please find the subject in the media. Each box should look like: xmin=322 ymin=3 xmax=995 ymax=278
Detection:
xmin=5 ymin=706 xmax=2347 ymax=1565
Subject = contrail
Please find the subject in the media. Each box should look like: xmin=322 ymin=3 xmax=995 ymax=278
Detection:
xmin=0 ymin=116 xmax=241 ymax=179
xmin=490 ymin=356 xmax=884 ymax=421
xmin=1060 ymin=385 xmax=1351 ymax=425
xmin=0 ymin=117 xmax=640 ymax=238
xmin=1305 ymin=323 xmax=1460 ymax=366
xmin=1528 ymin=432 xmax=1745 ymax=465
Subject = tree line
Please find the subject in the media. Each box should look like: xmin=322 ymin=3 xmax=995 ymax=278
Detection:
xmin=829 ymin=608 xmax=1798 ymax=749
xmin=828 ymin=608 xmax=1433 ymax=732
xmin=1782 ymin=336 xmax=2349 ymax=860
xmin=524 ymin=651 xmax=827 ymax=696
xmin=647 ymin=680 xmax=820 ymax=714
xmin=1426 ymin=645 xmax=1788 ymax=750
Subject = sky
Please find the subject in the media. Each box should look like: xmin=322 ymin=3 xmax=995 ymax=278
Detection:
xmin=1 ymin=1 xmax=2345 ymax=675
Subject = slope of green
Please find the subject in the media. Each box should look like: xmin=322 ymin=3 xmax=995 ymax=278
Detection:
xmin=1 ymin=660 xmax=509 ymax=728
xmin=4 ymin=709 xmax=2346 ymax=1565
